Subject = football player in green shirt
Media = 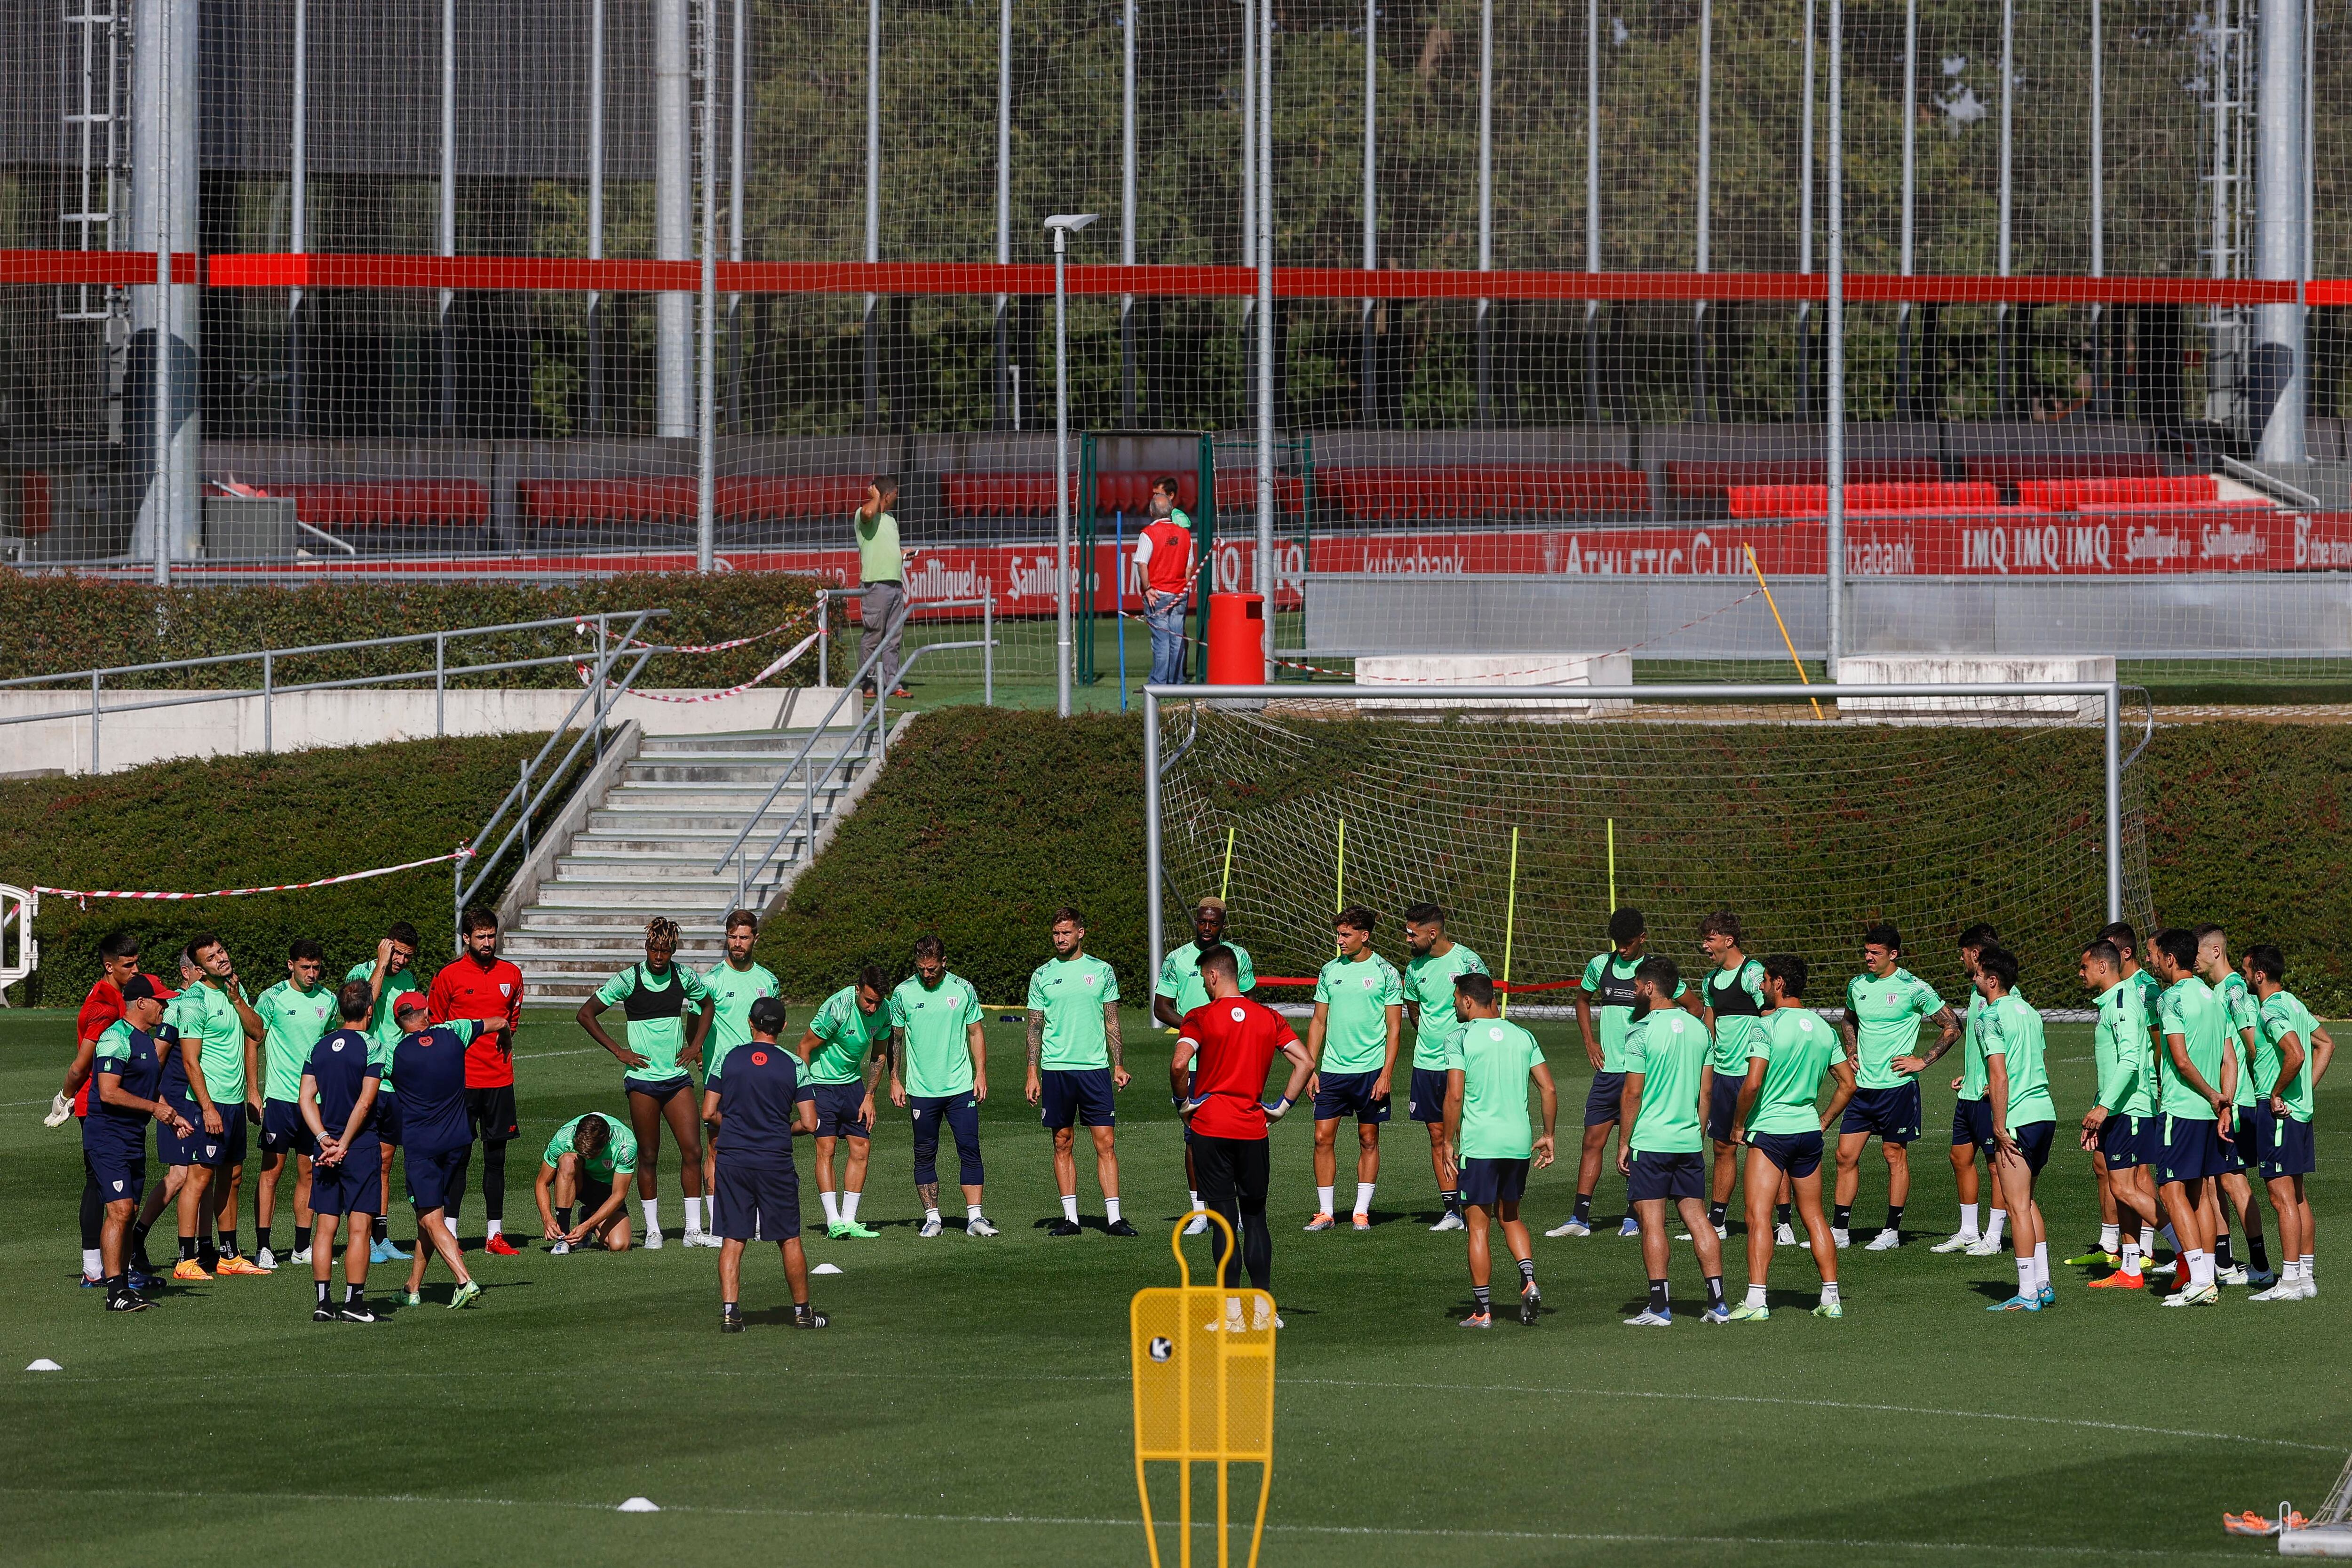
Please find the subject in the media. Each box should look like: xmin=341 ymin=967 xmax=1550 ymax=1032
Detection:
xmin=1304 ymin=906 xmax=1405 ymax=1232
xmin=578 ymin=916 xmax=718 ymax=1250
xmin=1931 ymin=924 xmax=2010 ymax=1257
xmin=798 ymin=967 xmax=890 ymax=1239
xmin=2078 ymin=939 xmax=2163 ymax=1290
xmin=1977 ymin=947 xmax=2057 ymax=1311
xmin=1025 ymin=908 xmax=1135 ymax=1237
xmin=1441 ymin=973 xmax=1556 ymax=1329
xmin=1557 ymin=908 xmax=1701 ymax=1239
xmin=348 ymin=922 xmax=425 ymax=1263
xmin=2196 ymin=925 xmax=2273 ymax=1286
xmin=1402 ymin=902 xmax=1486 ymax=1233
xmin=254 ymin=938 xmax=336 ymax=1268
xmin=1617 ymin=957 xmax=1730 ymax=1326
xmin=1156 ymin=896 xmax=1255 ymax=1234
xmin=701 ymin=910 xmax=781 ymax=1240
xmin=888 ymin=935 xmax=994 ymax=1237
xmin=2246 ymin=945 xmax=2330 ymax=1301
xmin=1698 ymin=911 xmax=1766 ymax=1240
xmin=1835 ymin=923 xmax=1958 ymax=1252
xmin=535 ymin=1113 xmax=639 ymax=1252
xmin=1728 ymin=955 xmax=1850 ymax=1320
xmin=2149 ymin=928 xmax=2235 ymax=1305
xmin=170 ymin=932 xmax=269 ymax=1278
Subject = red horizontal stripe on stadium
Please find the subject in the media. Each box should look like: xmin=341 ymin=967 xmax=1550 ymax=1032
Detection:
xmin=0 ymin=251 xmax=2310 ymax=306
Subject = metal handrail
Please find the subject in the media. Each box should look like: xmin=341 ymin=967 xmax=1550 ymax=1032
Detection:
xmin=2 ymin=608 xmax=675 ymax=773
xmin=710 ymin=590 xmax=996 ymax=911
xmin=453 ymin=608 xmax=665 ymax=947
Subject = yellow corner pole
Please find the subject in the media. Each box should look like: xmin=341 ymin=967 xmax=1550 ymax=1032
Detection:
xmin=1218 ymin=826 xmax=1236 ymax=903
xmin=1132 ymin=1212 xmax=1275 ymax=1568
xmin=1745 ymin=542 xmax=1826 ymax=721
xmin=1606 ymin=817 xmax=1616 ymax=912
xmin=1500 ymin=826 xmax=1521 ymax=1018
xmin=1333 ymin=816 xmax=1346 ymax=951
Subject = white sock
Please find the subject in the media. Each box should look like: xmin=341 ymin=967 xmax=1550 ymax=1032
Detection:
xmin=1820 ymin=1281 xmax=1840 ymax=1304
xmin=967 ymin=1204 xmax=985 ymax=1223
xmin=2121 ymin=1240 xmax=2142 ymax=1274
xmin=1061 ymin=1194 xmax=1080 ymax=1223
xmin=82 ymin=1248 xmax=102 ymax=1278
xmin=821 ymin=1190 xmax=842 ymax=1227
xmin=2186 ymin=1248 xmax=2213 ymax=1289
xmin=683 ymin=1200 xmax=703 ymax=1236
xmin=2100 ymin=1223 xmax=2120 ymax=1251
xmin=642 ymin=1197 xmax=661 ymax=1233
xmin=2282 ymin=1260 xmax=2301 ymax=1282
xmin=2015 ymin=1257 xmax=2034 ymax=1296
xmin=841 ymin=1190 xmax=861 ymax=1222
xmin=702 ymin=1195 xmax=716 ymax=1229
xmin=924 ymin=1205 xmax=941 ymax=1224
xmin=1316 ymin=1186 xmax=1335 ymax=1217
xmin=1354 ymin=1181 xmax=1376 ymax=1218
xmin=2032 ymin=1242 xmax=2050 ymax=1292
xmin=2302 ymin=1253 xmax=2314 ymax=1278
xmin=485 ymin=1219 xmax=502 ymax=1240
xmin=1957 ymin=1205 xmax=1979 ymax=1241
xmin=1188 ymin=1189 xmax=1203 ymax=1214
xmin=1744 ymin=1283 xmax=1768 ymax=1309
xmin=1105 ymin=1197 xmax=1123 ymax=1224
xmin=1986 ymin=1209 xmax=2008 ymax=1242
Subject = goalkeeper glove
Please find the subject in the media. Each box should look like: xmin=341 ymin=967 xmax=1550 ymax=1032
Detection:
xmin=1261 ymin=1095 xmax=1293 ymax=1122
xmin=44 ymin=1091 xmax=72 ymax=1128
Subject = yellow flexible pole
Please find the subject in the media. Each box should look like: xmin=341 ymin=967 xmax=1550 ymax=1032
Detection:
xmin=1746 ymin=542 xmax=1825 ymax=720
xmin=1501 ymin=826 xmax=1521 ymax=1018
xmin=1606 ymin=818 xmax=1616 ymax=912
xmin=1219 ymin=827 xmax=1236 ymax=903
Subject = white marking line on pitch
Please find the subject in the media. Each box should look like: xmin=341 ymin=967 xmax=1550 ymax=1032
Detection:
xmin=0 ymin=1488 xmax=2255 ymax=1560
xmin=27 ymin=1365 xmax=2332 ymax=1454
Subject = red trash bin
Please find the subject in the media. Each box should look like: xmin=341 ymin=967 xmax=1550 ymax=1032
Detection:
xmin=1205 ymin=592 xmax=1265 ymax=685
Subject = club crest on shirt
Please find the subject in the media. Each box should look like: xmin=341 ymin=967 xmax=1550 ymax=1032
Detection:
xmin=751 ymin=1051 xmax=769 ymax=1066
xmin=500 ymin=983 xmax=512 ymax=996
xmin=1362 ymin=976 xmax=1375 ymax=989
xmin=332 ymin=1041 xmax=344 ymax=1051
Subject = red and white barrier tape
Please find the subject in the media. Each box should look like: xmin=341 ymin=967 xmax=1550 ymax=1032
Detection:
xmin=575 ymin=606 xmax=812 ymax=654
xmin=574 ymin=632 xmax=819 ymax=704
xmin=34 ymin=847 xmax=474 ymax=907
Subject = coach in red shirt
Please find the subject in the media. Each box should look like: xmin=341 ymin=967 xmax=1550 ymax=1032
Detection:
xmin=426 ymin=907 xmax=527 ymax=1254
xmin=1134 ymin=476 xmax=1196 ymax=688
xmin=1169 ymin=944 xmax=1314 ymax=1297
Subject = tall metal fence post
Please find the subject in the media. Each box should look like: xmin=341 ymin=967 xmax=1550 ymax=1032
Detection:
xmin=817 ymin=592 xmax=829 ymax=688
xmin=435 ymin=631 xmax=447 ymax=737
xmin=262 ymin=651 xmax=274 ymax=755
xmin=2104 ymin=682 xmax=2122 ymax=922
xmin=521 ymin=758 xmax=533 ymax=862
xmin=983 ymin=590 xmax=995 ymax=707
xmin=90 ymin=671 xmax=101 ymax=773
xmin=1144 ymin=689 xmax=1162 ymax=987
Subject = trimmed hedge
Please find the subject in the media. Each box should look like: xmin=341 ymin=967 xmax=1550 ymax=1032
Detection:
xmin=761 ymin=708 xmax=2352 ymax=1017
xmin=1 ymin=733 xmax=585 ymax=1006
xmin=0 ymin=571 xmax=825 ymax=691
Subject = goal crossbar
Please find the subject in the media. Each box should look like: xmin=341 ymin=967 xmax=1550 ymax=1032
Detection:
xmin=1141 ymin=681 xmax=2127 ymax=989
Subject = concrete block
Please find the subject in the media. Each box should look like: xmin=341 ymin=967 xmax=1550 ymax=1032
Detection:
xmin=1355 ymin=653 xmax=1633 ymax=716
xmin=1835 ymin=655 xmax=2116 ymax=719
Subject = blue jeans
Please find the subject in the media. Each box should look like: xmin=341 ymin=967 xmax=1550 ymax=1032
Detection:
xmin=1145 ymin=592 xmax=1189 ymax=685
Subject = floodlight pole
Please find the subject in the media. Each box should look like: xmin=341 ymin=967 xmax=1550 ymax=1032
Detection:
xmin=1584 ymin=0 xmax=1599 ymax=421
xmin=2256 ymin=0 xmax=2308 ymax=462
xmin=1361 ymin=0 xmax=1377 ymax=428
xmin=588 ymin=0 xmax=605 ymax=431
xmin=1692 ymin=0 xmax=1711 ymax=422
xmin=288 ymin=0 xmax=305 ymax=435
xmin=1825 ymin=0 xmax=1845 ymax=680
xmin=1048 ymin=213 xmax=1100 ymax=719
xmin=697 ymin=0 xmax=718 ymax=574
xmin=1897 ymin=0 xmax=1916 ymax=415
xmin=864 ymin=0 xmax=881 ymax=431
xmin=1121 ymin=0 xmax=1137 ymax=425
xmin=1256 ymin=0 xmax=1276 ymax=679
xmin=1474 ymin=0 xmax=1494 ymax=427
xmin=440 ymin=0 xmax=456 ymax=432
xmin=1996 ymin=0 xmax=2015 ymax=414
xmin=994 ymin=0 xmax=1010 ymax=430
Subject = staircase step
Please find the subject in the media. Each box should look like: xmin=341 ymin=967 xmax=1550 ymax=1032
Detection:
xmin=639 ymin=731 xmax=865 ymax=756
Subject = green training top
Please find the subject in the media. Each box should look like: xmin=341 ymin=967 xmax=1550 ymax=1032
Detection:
xmin=592 ymin=961 xmax=715 ymax=1085
xmin=804 ymin=984 xmax=887 ymax=1087
xmin=2216 ymin=971 xmax=2259 ymax=1108
xmin=543 ymin=1113 xmax=638 ymax=1182
xmin=1958 ymin=991 xmax=1989 ymax=1102
xmin=1313 ymin=950 xmax=1405 ymax=1075
xmin=1627 ymin=1009 xmax=1710 ymax=1156
xmin=2257 ymin=988 xmax=2320 ymax=1121
xmin=856 ymin=507 xmax=901 ymax=583
xmin=1843 ymin=967 xmax=1944 ymax=1090
xmin=1404 ymin=942 xmax=1486 ymax=1071
xmin=1445 ymin=1017 xmax=1544 ymax=1161
xmin=2091 ymin=980 xmax=2155 ymax=1118
xmin=171 ymin=979 xmax=250 ymax=1106
xmin=1156 ymin=939 xmax=1255 ymax=1016
xmin=2157 ymin=976 xmax=2228 ymax=1121
xmin=699 ymin=959 xmax=780 ymax=1081
xmin=2130 ymin=968 xmax=2164 ymax=1049
xmin=891 ymin=971 xmax=985 ymax=1099
xmin=1578 ymin=952 xmax=1686 ymax=1074
xmin=1027 ymin=953 xmax=1120 ymax=1072
xmin=345 ymin=958 xmax=423 ymax=1092
xmin=1703 ymin=957 xmax=1767 ymax=1074
xmin=255 ymin=979 xmax=337 ymax=1104
xmin=1747 ymin=1005 xmax=1839 ymax=1137
xmin=1981 ymin=991 xmax=2054 ymax=1130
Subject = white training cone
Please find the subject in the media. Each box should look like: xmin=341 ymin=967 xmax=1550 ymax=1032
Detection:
xmin=25 ymin=1359 xmax=61 ymax=1372
xmin=617 ymin=1497 xmax=661 ymax=1513
xmin=811 ymin=1263 xmax=842 ymax=1275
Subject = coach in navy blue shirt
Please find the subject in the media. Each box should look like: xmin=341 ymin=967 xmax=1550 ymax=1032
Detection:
xmin=703 ymin=997 xmax=824 ymax=1332
xmin=85 ymin=975 xmax=193 ymax=1310
xmin=391 ymin=993 xmax=497 ymax=1309
xmin=302 ymin=981 xmax=385 ymax=1321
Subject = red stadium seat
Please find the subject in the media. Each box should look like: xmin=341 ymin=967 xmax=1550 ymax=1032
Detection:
xmin=291 ymin=481 xmax=491 ymax=531
xmin=1668 ymin=458 xmax=1942 ymax=509
xmin=1726 ymin=481 xmax=1998 ymax=517
xmin=1964 ymin=453 xmax=2168 ymax=486
xmin=943 ymin=472 xmax=1070 ymax=517
xmin=717 ymin=474 xmax=871 ymax=521
xmin=1317 ymin=463 xmax=1648 ymax=521
xmin=518 ymin=478 xmax=695 ymax=526
xmin=18 ymin=471 xmax=51 ymax=536
xmin=2015 ymin=475 xmax=2219 ymax=510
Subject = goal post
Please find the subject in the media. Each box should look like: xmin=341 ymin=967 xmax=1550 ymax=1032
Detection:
xmin=1144 ymin=682 xmax=2146 ymax=1008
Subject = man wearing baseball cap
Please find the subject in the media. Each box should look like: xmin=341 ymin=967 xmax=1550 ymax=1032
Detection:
xmin=703 ymin=997 xmax=826 ymax=1332
xmin=83 ymin=975 xmax=193 ymax=1311
xmin=389 ymin=992 xmax=508 ymax=1310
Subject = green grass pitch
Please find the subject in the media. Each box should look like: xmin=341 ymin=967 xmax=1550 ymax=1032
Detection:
xmin=1 ymin=1005 xmax=2342 ymax=1567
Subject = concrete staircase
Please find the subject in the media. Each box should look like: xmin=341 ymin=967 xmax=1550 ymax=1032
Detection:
xmin=504 ymin=727 xmax=875 ymax=1002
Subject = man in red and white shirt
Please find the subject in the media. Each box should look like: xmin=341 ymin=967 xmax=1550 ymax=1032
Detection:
xmin=1133 ymin=476 xmax=1196 ymax=687
xmin=1170 ymin=945 xmax=1314 ymax=1304
xmin=426 ymin=907 xmax=527 ymax=1254
xmin=58 ymin=932 xmax=149 ymax=1284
